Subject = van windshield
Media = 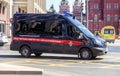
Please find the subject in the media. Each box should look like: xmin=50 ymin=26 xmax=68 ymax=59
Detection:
xmin=66 ymin=16 xmax=95 ymax=37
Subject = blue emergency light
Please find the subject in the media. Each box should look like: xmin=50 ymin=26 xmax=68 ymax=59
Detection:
xmin=63 ymin=11 xmax=73 ymax=16
xmin=63 ymin=11 xmax=75 ymax=19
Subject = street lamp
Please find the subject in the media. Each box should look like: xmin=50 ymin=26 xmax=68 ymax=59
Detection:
xmin=86 ymin=0 xmax=89 ymax=29
xmin=80 ymin=0 xmax=83 ymax=23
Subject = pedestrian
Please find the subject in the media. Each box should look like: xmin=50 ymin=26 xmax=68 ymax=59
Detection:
xmin=96 ymin=31 xmax=100 ymax=37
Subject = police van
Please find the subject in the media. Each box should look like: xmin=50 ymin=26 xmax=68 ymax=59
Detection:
xmin=10 ymin=13 xmax=108 ymax=60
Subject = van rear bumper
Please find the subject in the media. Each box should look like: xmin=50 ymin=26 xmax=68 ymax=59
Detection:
xmin=10 ymin=44 xmax=19 ymax=51
xmin=92 ymin=47 xmax=108 ymax=56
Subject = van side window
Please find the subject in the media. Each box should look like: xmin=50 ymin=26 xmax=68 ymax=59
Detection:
xmin=45 ymin=21 xmax=62 ymax=36
xmin=15 ymin=21 xmax=62 ymax=36
xmin=15 ymin=22 xmax=45 ymax=35
xmin=51 ymin=22 xmax=62 ymax=36
xmin=67 ymin=25 xmax=80 ymax=39
xmin=67 ymin=25 xmax=75 ymax=37
xmin=30 ymin=22 xmax=45 ymax=34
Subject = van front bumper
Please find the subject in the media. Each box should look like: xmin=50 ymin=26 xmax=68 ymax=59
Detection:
xmin=92 ymin=47 xmax=108 ymax=56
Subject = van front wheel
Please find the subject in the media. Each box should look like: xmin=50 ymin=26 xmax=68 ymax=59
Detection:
xmin=79 ymin=48 xmax=92 ymax=60
xmin=20 ymin=46 xmax=31 ymax=57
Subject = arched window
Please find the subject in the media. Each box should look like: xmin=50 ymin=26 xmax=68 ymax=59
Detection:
xmin=109 ymin=3 xmax=111 ymax=9
xmin=94 ymin=3 xmax=98 ymax=9
xmin=106 ymin=3 xmax=111 ymax=9
xmin=114 ymin=3 xmax=119 ymax=9
xmin=2 ymin=6 xmax=5 ymax=14
xmin=107 ymin=14 xmax=110 ymax=22
xmin=18 ymin=8 xmax=21 ymax=13
xmin=0 ymin=23 xmax=4 ymax=32
xmin=94 ymin=14 xmax=98 ymax=22
xmin=114 ymin=14 xmax=118 ymax=22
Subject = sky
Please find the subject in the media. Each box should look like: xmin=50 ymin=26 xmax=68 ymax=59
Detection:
xmin=46 ymin=0 xmax=85 ymax=13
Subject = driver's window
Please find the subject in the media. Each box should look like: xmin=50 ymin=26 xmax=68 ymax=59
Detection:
xmin=67 ymin=25 xmax=80 ymax=39
xmin=67 ymin=25 xmax=73 ymax=37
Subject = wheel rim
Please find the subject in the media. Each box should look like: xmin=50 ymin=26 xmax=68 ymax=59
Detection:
xmin=81 ymin=50 xmax=90 ymax=59
xmin=22 ymin=48 xmax=29 ymax=56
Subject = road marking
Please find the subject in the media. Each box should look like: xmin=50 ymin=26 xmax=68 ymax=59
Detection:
xmin=2 ymin=59 xmax=120 ymax=69
xmin=50 ymin=64 xmax=65 ymax=67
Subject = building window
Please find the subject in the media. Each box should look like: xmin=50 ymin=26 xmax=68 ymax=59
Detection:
xmin=114 ymin=3 xmax=119 ymax=9
xmin=94 ymin=3 xmax=98 ymax=9
xmin=109 ymin=3 xmax=111 ymax=8
xmin=2 ymin=6 xmax=5 ymax=14
xmin=114 ymin=14 xmax=118 ymax=22
xmin=107 ymin=14 xmax=110 ymax=22
xmin=94 ymin=14 xmax=98 ymax=22
xmin=0 ymin=23 xmax=4 ymax=32
xmin=0 ymin=3 xmax=1 ymax=13
xmin=106 ymin=3 xmax=111 ymax=9
xmin=106 ymin=3 xmax=108 ymax=9
xmin=18 ymin=8 xmax=21 ymax=13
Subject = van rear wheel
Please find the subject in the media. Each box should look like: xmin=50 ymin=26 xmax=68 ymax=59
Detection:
xmin=79 ymin=48 xmax=92 ymax=60
xmin=20 ymin=46 xmax=31 ymax=57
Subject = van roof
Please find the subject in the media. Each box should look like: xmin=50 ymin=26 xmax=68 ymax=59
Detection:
xmin=13 ymin=13 xmax=63 ymax=21
xmin=13 ymin=13 xmax=75 ymax=23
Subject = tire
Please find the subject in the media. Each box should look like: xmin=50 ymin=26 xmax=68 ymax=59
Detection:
xmin=20 ymin=46 xmax=31 ymax=57
xmin=34 ymin=53 xmax=42 ymax=57
xmin=79 ymin=48 xmax=92 ymax=60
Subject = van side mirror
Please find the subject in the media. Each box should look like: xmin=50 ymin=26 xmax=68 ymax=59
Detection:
xmin=73 ymin=32 xmax=83 ymax=39
xmin=78 ymin=33 xmax=84 ymax=39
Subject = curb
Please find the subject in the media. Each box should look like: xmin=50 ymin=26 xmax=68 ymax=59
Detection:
xmin=0 ymin=64 xmax=43 ymax=75
xmin=0 ymin=70 xmax=43 ymax=75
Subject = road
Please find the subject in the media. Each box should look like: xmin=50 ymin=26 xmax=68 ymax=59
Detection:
xmin=0 ymin=39 xmax=120 ymax=76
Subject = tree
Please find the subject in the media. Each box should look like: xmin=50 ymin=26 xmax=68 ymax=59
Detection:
xmin=47 ymin=4 xmax=56 ymax=14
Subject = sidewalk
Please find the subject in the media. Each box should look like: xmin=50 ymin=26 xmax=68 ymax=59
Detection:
xmin=107 ymin=39 xmax=120 ymax=45
xmin=0 ymin=64 xmax=43 ymax=75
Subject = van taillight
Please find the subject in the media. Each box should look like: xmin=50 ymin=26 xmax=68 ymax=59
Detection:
xmin=11 ymin=36 xmax=13 ymax=44
xmin=10 ymin=18 xmax=13 ymax=23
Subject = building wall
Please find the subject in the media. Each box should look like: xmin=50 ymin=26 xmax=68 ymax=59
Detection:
xmin=0 ymin=0 xmax=10 ymax=36
xmin=13 ymin=0 xmax=27 ymax=14
xmin=89 ymin=0 xmax=120 ymax=35
xmin=12 ymin=0 xmax=46 ymax=15
xmin=0 ymin=0 xmax=46 ymax=36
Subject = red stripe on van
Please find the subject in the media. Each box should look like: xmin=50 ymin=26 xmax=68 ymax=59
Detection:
xmin=13 ymin=37 xmax=83 ymax=46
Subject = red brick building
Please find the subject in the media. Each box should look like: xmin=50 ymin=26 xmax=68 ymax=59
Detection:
xmin=88 ymin=0 xmax=120 ymax=35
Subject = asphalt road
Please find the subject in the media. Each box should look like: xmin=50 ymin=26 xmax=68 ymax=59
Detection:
xmin=0 ymin=39 xmax=120 ymax=76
